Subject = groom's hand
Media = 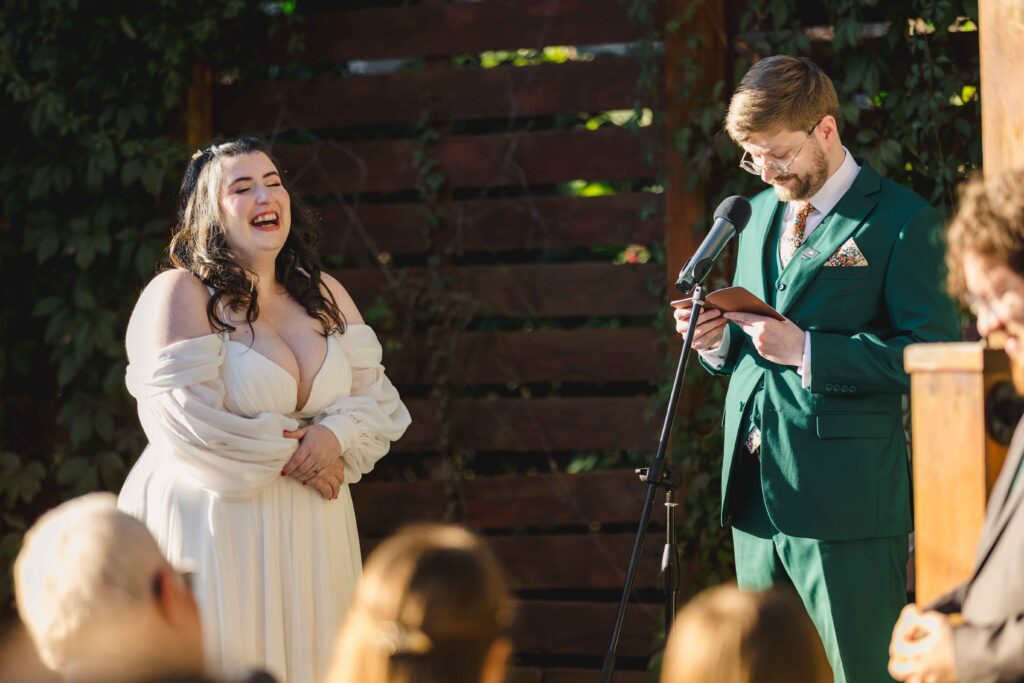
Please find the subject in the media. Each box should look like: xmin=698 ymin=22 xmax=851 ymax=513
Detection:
xmin=725 ymin=312 xmax=805 ymax=367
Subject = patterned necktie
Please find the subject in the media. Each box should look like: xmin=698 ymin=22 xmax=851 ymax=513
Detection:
xmin=780 ymin=201 xmax=815 ymax=268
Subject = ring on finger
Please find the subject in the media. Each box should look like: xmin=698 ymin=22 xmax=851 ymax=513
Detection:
xmin=312 ymin=464 xmax=321 ymax=475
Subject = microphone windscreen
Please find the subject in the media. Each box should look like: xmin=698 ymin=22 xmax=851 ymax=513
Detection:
xmin=712 ymin=196 xmax=753 ymax=233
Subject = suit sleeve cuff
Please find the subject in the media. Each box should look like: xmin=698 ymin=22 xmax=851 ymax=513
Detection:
xmin=798 ymin=331 xmax=811 ymax=388
xmin=697 ymin=326 xmax=731 ymax=370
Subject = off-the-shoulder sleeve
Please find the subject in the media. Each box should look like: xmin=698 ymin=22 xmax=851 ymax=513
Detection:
xmin=126 ymin=334 xmax=300 ymax=500
xmin=311 ymin=325 xmax=411 ymax=484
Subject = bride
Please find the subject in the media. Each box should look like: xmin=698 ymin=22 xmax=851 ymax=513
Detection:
xmin=118 ymin=137 xmax=410 ymax=683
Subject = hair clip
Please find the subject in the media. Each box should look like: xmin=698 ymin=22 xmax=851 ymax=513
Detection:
xmin=374 ymin=621 xmax=433 ymax=657
xmin=191 ymin=148 xmax=207 ymax=161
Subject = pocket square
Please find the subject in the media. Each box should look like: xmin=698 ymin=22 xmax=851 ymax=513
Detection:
xmin=824 ymin=238 xmax=868 ymax=267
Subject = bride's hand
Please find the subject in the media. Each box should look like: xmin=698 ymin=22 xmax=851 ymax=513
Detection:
xmin=305 ymin=472 xmax=341 ymax=500
xmin=282 ymin=425 xmax=345 ymax=499
xmin=309 ymin=458 xmax=345 ymax=500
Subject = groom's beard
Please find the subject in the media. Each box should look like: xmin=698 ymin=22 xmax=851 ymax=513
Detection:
xmin=770 ymin=145 xmax=830 ymax=202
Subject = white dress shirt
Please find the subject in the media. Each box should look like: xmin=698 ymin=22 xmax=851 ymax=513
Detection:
xmin=699 ymin=147 xmax=861 ymax=388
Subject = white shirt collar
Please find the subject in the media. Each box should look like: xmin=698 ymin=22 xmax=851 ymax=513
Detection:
xmin=801 ymin=146 xmax=860 ymax=215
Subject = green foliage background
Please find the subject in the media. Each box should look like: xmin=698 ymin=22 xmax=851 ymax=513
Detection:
xmin=0 ymin=0 xmax=981 ymax=609
xmin=0 ymin=0 xmax=275 ymax=603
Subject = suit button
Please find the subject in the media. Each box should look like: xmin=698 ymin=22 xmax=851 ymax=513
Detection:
xmin=777 ymin=282 xmax=787 ymax=291
xmin=841 ymin=385 xmax=849 ymax=392
xmin=850 ymin=385 xmax=857 ymax=392
xmin=825 ymin=383 xmax=834 ymax=391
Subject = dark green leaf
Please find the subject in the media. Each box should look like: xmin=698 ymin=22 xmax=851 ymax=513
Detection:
xmin=33 ymin=296 xmax=63 ymax=316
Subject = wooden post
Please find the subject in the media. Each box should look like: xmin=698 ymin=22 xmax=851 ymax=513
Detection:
xmin=186 ymin=62 xmax=213 ymax=150
xmin=980 ymin=0 xmax=1024 ymax=174
xmin=903 ymin=2 xmax=1024 ymax=604
xmin=904 ymin=343 xmax=1014 ymax=604
xmin=663 ymin=0 xmax=726 ymax=293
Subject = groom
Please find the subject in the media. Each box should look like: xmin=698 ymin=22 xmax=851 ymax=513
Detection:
xmin=673 ymin=55 xmax=960 ymax=681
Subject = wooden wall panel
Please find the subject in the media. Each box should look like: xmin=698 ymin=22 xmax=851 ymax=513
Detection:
xmin=265 ymin=0 xmax=661 ymax=64
xmin=319 ymin=194 xmax=662 ymax=259
xmin=460 ymin=470 xmax=656 ymax=529
xmin=216 ymin=58 xmax=647 ymax=132
xmin=398 ymin=397 xmax=657 ymax=453
xmin=512 ymin=668 xmax=651 ymax=683
xmin=980 ymin=0 xmax=1024 ymax=173
xmin=215 ymin=4 xmax=677 ymax=680
xmin=274 ymin=127 xmax=659 ymax=195
xmin=335 ymin=262 xmax=663 ymax=318
xmin=386 ymin=328 xmax=665 ymax=387
xmin=513 ymin=601 xmax=659 ymax=658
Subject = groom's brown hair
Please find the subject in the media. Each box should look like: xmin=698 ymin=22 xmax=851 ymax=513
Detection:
xmin=725 ymin=56 xmax=841 ymax=142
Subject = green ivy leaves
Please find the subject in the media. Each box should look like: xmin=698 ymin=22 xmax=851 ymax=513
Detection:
xmin=0 ymin=0 xmax=260 ymax=605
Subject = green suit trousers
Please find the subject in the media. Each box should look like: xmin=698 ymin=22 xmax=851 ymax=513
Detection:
xmin=730 ymin=445 xmax=908 ymax=683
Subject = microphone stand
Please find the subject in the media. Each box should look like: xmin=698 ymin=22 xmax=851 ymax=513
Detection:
xmin=599 ymin=284 xmax=707 ymax=683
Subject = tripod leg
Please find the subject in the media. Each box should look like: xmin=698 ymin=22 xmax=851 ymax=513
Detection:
xmin=600 ymin=286 xmax=705 ymax=683
xmin=662 ymin=489 xmax=679 ymax=631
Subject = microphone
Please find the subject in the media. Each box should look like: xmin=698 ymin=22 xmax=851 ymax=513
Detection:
xmin=675 ymin=195 xmax=752 ymax=294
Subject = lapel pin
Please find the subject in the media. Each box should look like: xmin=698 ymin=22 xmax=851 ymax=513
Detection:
xmin=801 ymin=247 xmax=820 ymax=259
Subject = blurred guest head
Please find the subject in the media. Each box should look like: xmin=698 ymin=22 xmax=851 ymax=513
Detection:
xmin=947 ymin=168 xmax=1024 ymax=360
xmin=660 ymin=584 xmax=831 ymax=683
xmin=14 ymin=493 xmax=203 ymax=682
xmin=326 ymin=524 xmax=513 ymax=683
xmin=0 ymin=619 xmax=60 ymax=683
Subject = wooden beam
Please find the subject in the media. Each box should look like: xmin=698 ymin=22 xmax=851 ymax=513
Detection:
xmin=460 ymin=470 xmax=667 ymax=529
xmin=185 ymin=62 xmax=213 ymax=150
xmin=663 ymin=0 xmax=726 ymax=290
xmin=260 ymin=0 xmax=662 ymax=64
xmin=273 ymin=127 xmax=659 ymax=195
xmin=980 ymin=0 xmax=1024 ymax=173
xmin=215 ymin=58 xmax=648 ymax=132
xmin=510 ymin=668 xmax=649 ymax=683
xmin=905 ymin=342 xmax=1013 ymax=603
xmin=513 ymin=600 xmax=659 ymax=658
xmin=385 ymin=328 xmax=666 ymax=387
xmin=318 ymin=194 xmax=662 ymax=260
xmin=398 ymin=396 xmax=658 ymax=452
xmin=332 ymin=261 xmax=665 ymax=319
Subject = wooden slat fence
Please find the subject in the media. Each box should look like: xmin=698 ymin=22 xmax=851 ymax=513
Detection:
xmin=211 ymin=1 xmax=703 ymax=680
xmin=211 ymin=0 xmax=982 ymax=679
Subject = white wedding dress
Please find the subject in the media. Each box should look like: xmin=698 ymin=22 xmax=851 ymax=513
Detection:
xmin=118 ymin=299 xmax=410 ymax=683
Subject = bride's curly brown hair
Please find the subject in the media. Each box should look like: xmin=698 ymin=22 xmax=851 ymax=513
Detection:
xmin=169 ymin=137 xmax=345 ymax=337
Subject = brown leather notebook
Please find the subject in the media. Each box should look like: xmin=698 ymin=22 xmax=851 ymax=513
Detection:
xmin=670 ymin=286 xmax=784 ymax=321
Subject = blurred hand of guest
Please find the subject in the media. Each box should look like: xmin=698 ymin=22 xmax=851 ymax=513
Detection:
xmin=888 ymin=604 xmax=958 ymax=682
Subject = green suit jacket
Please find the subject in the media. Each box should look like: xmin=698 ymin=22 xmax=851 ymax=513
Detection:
xmin=704 ymin=162 xmax=960 ymax=541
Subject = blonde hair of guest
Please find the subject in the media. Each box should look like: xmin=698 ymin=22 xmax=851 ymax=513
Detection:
xmin=325 ymin=524 xmax=513 ymax=683
xmin=945 ymin=167 xmax=1024 ymax=300
xmin=13 ymin=493 xmax=203 ymax=682
xmin=660 ymin=584 xmax=832 ymax=683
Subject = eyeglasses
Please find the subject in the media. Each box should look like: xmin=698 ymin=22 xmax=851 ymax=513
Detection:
xmin=739 ymin=121 xmax=820 ymax=177
xmin=963 ymin=293 xmax=992 ymax=318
